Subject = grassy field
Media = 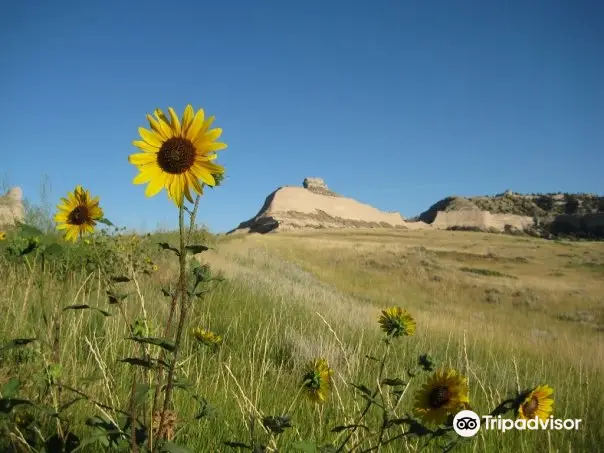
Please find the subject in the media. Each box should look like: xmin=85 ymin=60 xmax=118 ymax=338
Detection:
xmin=1 ymin=227 xmax=603 ymax=452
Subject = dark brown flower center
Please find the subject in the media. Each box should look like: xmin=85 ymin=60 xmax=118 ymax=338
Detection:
xmin=157 ymin=137 xmax=196 ymax=174
xmin=429 ymin=386 xmax=451 ymax=408
xmin=522 ymin=396 xmax=538 ymax=417
xmin=68 ymin=206 xmax=90 ymax=225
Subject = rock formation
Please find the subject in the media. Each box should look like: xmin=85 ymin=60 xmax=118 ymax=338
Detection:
xmin=418 ymin=192 xmax=604 ymax=237
xmin=0 ymin=187 xmax=25 ymax=228
xmin=228 ymin=178 xmax=413 ymax=234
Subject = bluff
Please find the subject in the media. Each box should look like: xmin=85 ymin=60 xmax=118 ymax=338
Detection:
xmin=418 ymin=191 xmax=604 ymax=238
xmin=228 ymin=178 xmax=415 ymax=234
xmin=0 ymin=187 xmax=25 ymax=229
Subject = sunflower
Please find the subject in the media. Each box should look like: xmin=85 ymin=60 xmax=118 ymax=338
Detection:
xmin=55 ymin=186 xmax=103 ymax=242
xmin=414 ymin=368 xmax=470 ymax=425
xmin=129 ymin=105 xmax=227 ymax=206
xmin=191 ymin=328 xmax=222 ymax=347
xmin=517 ymin=385 xmax=554 ymax=421
xmin=378 ymin=307 xmax=416 ymax=338
xmin=0 ymin=231 xmax=6 ymax=241
xmin=302 ymin=358 xmax=334 ymax=404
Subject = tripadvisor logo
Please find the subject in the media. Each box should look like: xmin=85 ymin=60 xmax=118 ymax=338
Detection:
xmin=483 ymin=415 xmax=582 ymax=433
xmin=453 ymin=410 xmax=582 ymax=437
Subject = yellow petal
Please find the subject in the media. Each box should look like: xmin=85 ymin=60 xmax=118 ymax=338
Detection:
xmin=182 ymin=104 xmax=195 ymax=136
xmin=201 ymin=116 xmax=215 ymax=133
xmin=129 ymin=152 xmax=157 ymax=165
xmin=128 ymin=153 xmax=157 ymax=165
xmin=144 ymin=174 xmax=166 ymax=197
xmin=138 ymin=127 xmax=163 ymax=147
xmin=196 ymin=167 xmax=216 ymax=186
xmin=167 ymin=174 xmax=184 ymax=205
xmin=186 ymin=108 xmax=206 ymax=141
xmin=155 ymin=113 xmax=174 ymax=138
xmin=196 ymin=141 xmax=227 ymax=152
xmin=189 ymin=174 xmax=204 ymax=195
xmin=146 ymin=114 xmax=169 ymax=140
xmin=133 ymin=140 xmax=160 ymax=153
xmin=168 ymin=107 xmax=182 ymax=136
xmin=183 ymin=174 xmax=195 ymax=203
xmin=204 ymin=128 xmax=222 ymax=141
xmin=65 ymin=227 xmax=79 ymax=242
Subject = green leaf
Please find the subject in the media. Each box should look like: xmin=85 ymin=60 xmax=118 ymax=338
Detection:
xmin=331 ymin=424 xmax=369 ymax=433
xmin=184 ymin=244 xmax=209 ymax=255
xmin=1 ymin=378 xmax=21 ymax=398
xmin=159 ymin=442 xmax=195 ymax=453
xmin=127 ymin=336 xmax=176 ymax=352
xmin=120 ymin=357 xmax=170 ymax=370
xmin=262 ymin=415 xmax=292 ymax=434
xmin=43 ymin=243 xmax=64 ymax=256
xmin=111 ymin=276 xmax=131 ymax=283
xmin=63 ymin=304 xmax=111 ymax=317
xmin=381 ymin=378 xmax=406 ymax=387
xmin=0 ymin=338 xmax=36 ymax=352
xmin=0 ymin=397 xmax=33 ymax=413
xmin=158 ymin=242 xmax=180 ymax=256
xmin=351 ymin=384 xmax=372 ymax=396
xmin=16 ymin=222 xmax=43 ymax=238
xmin=107 ymin=291 xmax=128 ymax=305
xmin=97 ymin=218 xmax=114 ymax=227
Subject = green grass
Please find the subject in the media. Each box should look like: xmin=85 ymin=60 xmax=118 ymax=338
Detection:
xmin=1 ymin=227 xmax=604 ymax=452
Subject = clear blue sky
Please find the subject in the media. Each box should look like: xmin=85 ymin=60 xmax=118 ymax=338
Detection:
xmin=2 ymin=0 xmax=603 ymax=233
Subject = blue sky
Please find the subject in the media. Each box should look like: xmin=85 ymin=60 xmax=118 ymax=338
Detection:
xmin=2 ymin=0 xmax=603 ymax=233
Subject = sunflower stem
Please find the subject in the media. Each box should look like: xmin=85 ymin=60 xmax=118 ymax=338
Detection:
xmin=156 ymin=199 xmax=190 ymax=450
xmin=336 ymin=341 xmax=392 ymax=453
xmin=151 ymin=195 xmax=201 ymax=436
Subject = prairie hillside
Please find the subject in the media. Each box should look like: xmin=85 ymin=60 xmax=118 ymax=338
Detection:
xmin=2 ymin=227 xmax=604 ymax=452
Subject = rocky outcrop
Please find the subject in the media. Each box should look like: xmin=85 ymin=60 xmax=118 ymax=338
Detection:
xmin=0 ymin=187 xmax=25 ymax=228
xmin=548 ymin=213 xmax=604 ymax=239
xmin=419 ymin=196 xmax=534 ymax=232
xmin=228 ymin=179 xmax=412 ymax=234
xmin=431 ymin=210 xmax=534 ymax=232
xmin=302 ymin=177 xmax=341 ymax=197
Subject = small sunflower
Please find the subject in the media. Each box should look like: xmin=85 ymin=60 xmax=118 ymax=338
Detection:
xmin=129 ymin=105 xmax=227 ymax=206
xmin=55 ymin=186 xmax=103 ymax=242
xmin=414 ymin=368 xmax=470 ymax=425
xmin=517 ymin=385 xmax=554 ymax=421
xmin=152 ymin=264 xmax=159 ymax=272
xmin=191 ymin=327 xmax=222 ymax=347
xmin=302 ymin=358 xmax=334 ymax=404
xmin=0 ymin=231 xmax=6 ymax=241
xmin=378 ymin=307 xmax=416 ymax=337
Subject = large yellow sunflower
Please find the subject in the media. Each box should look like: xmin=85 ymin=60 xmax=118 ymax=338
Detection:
xmin=129 ymin=105 xmax=226 ymax=206
xmin=414 ymin=368 xmax=470 ymax=425
xmin=302 ymin=358 xmax=334 ymax=404
xmin=0 ymin=231 xmax=6 ymax=241
xmin=378 ymin=307 xmax=416 ymax=338
xmin=55 ymin=186 xmax=103 ymax=242
xmin=517 ymin=385 xmax=554 ymax=421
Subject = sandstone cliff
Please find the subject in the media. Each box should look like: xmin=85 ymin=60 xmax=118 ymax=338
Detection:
xmin=228 ymin=178 xmax=412 ymax=234
xmin=419 ymin=191 xmax=604 ymax=238
xmin=0 ymin=187 xmax=25 ymax=229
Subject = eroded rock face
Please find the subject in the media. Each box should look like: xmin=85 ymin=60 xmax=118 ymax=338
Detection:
xmin=0 ymin=187 xmax=25 ymax=228
xmin=228 ymin=179 xmax=419 ymax=234
xmin=302 ymin=177 xmax=340 ymax=197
